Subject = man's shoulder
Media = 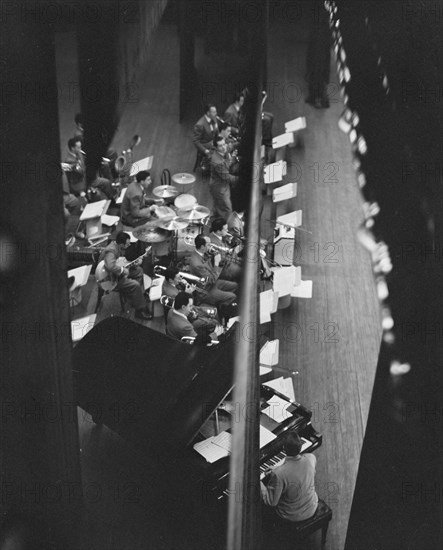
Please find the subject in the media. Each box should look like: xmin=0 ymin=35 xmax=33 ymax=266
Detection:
xmin=224 ymin=104 xmax=235 ymax=115
xmin=194 ymin=116 xmax=206 ymax=127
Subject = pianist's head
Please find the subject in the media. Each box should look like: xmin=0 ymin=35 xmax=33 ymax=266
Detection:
xmin=284 ymin=432 xmax=303 ymax=457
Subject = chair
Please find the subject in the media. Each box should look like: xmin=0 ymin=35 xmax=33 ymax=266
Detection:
xmin=268 ymin=499 xmax=332 ymax=550
xmin=95 ymin=284 xmax=129 ymax=315
xmin=160 ymin=168 xmax=171 ymax=187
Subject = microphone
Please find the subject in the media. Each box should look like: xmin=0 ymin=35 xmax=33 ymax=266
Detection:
xmin=216 ymin=115 xmax=225 ymax=124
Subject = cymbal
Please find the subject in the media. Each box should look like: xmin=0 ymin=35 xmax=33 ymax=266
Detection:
xmin=153 ymin=205 xmax=176 ymax=218
xmin=172 ymin=172 xmax=196 ymax=185
xmin=153 ymin=185 xmax=179 ymax=198
xmin=157 ymin=217 xmax=189 ymax=231
xmin=177 ymin=205 xmax=210 ymax=221
xmin=133 ymin=224 xmax=170 ymax=243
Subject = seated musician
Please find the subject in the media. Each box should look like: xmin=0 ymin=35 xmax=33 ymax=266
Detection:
xmin=189 ymin=235 xmax=238 ymax=308
xmin=261 ymin=432 xmax=319 ymax=524
xmin=120 ymin=170 xmax=157 ymax=228
xmin=162 ymin=267 xmax=218 ymax=334
xmin=227 ymin=210 xmax=245 ymax=243
xmin=208 ymin=218 xmax=242 ymax=282
xmin=166 ymin=292 xmax=221 ymax=342
xmin=218 ymin=122 xmax=239 ymax=155
xmin=99 ymin=231 xmax=152 ymax=320
xmin=63 ymin=137 xmax=86 ymax=196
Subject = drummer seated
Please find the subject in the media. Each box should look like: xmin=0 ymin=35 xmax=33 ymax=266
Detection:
xmin=162 ymin=267 xmax=218 ymax=334
xmin=208 ymin=218 xmax=242 ymax=283
xmin=120 ymin=170 xmax=157 ymax=228
xmin=167 ymin=292 xmax=222 ymax=341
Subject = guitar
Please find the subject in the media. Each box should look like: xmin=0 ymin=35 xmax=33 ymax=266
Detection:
xmin=95 ymin=247 xmax=151 ymax=292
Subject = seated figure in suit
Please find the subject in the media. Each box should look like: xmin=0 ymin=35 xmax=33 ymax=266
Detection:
xmin=166 ymin=292 xmax=197 ymax=340
xmin=162 ymin=267 xmax=218 ymax=334
xmin=208 ymin=218 xmax=242 ymax=283
xmin=189 ymin=235 xmax=238 ymax=308
xmin=120 ymin=170 xmax=157 ymax=228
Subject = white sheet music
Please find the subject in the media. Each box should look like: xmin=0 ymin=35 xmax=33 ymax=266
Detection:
xmin=193 ymin=437 xmax=230 ymax=463
xmin=130 ymin=155 xmax=153 ymax=176
xmin=272 ymin=132 xmax=294 ymax=149
xmin=272 ymin=266 xmax=301 ymax=297
xmin=291 ymin=279 xmax=313 ymax=298
xmin=116 ymin=187 xmax=127 ymax=204
xmin=272 ymin=182 xmax=297 ymax=203
xmin=212 ymin=431 xmax=232 ymax=452
xmin=264 ymin=377 xmax=296 ymax=401
xmin=277 ymin=210 xmax=302 ymax=227
xmin=68 ymin=264 xmax=92 ymax=289
xmin=262 ymin=395 xmax=292 ymax=424
xmin=80 ymin=200 xmax=108 ymax=220
xmin=259 ymin=425 xmax=277 ymax=448
xmin=101 ymin=214 xmax=120 ymax=227
xmin=260 ymin=340 xmax=279 ymax=367
xmin=264 ymin=160 xmax=287 ymax=184
xmin=260 ymin=290 xmax=278 ymax=324
xmin=285 ymin=117 xmax=307 ymax=133
xmin=71 ymin=314 xmax=97 ymax=343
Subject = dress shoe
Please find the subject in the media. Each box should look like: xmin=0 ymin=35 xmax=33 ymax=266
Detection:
xmin=135 ymin=309 xmax=153 ymax=321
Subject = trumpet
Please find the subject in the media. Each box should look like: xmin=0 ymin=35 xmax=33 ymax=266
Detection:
xmin=153 ymin=265 xmax=207 ymax=288
xmin=207 ymin=242 xmax=232 ymax=255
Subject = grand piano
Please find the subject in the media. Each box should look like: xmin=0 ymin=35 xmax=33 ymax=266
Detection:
xmin=72 ymin=316 xmax=322 ymax=507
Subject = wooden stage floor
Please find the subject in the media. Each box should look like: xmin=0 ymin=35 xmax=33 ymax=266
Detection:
xmin=58 ymin=7 xmax=382 ymax=549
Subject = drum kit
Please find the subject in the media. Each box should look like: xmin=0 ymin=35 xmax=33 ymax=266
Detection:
xmin=134 ymin=173 xmax=210 ymax=260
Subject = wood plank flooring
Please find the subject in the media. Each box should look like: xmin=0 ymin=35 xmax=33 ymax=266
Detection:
xmin=57 ymin=7 xmax=382 ymax=549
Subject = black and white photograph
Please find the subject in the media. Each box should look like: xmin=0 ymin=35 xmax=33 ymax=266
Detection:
xmin=0 ymin=1 xmax=442 ymax=549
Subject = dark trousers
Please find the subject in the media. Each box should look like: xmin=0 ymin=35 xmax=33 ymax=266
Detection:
xmin=116 ymin=265 xmax=145 ymax=310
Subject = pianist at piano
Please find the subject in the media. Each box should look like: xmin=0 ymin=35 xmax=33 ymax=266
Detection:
xmin=261 ymin=432 xmax=319 ymax=524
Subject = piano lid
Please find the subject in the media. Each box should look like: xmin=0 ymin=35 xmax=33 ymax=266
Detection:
xmin=72 ymin=316 xmax=237 ymax=452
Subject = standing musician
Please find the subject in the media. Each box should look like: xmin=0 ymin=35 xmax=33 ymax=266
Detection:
xmin=64 ymin=137 xmax=86 ymax=196
xmin=192 ymin=104 xmax=219 ymax=173
xmin=227 ymin=210 xmax=245 ymax=243
xmin=218 ymin=122 xmax=239 ymax=156
xmin=208 ymin=218 xmax=242 ymax=283
xmin=120 ymin=170 xmax=158 ymax=228
xmin=189 ymin=235 xmax=238 ymax=308
xmin=209 ymin=136 xmax=239 ymax=220
xmin=162 ymin=267 xmax=218 ymax=335
xmin=99 ymin=232 xmax=152 ymax=320
xmin=223 ymin=92 xmax=245 ymax=137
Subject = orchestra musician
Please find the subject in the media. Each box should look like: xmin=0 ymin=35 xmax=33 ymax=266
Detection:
xmin=120 ymin=170 xmax=158 ymax=228
xmin=162 ymin=267 xmax=218 ymax=334
xmin=192 ymin=104 xmax=219 ymax=173
xmin=261 ymin=432 xmax=319 ymax=526
xmin=218 ymin=122 xmax=239 ymax=156
xmin=227 ymin=210 xmax=245 ymax=243
xmin=223 ymin=92 xmax=245 ymax=137
xmin=209 ymin=136 xmax=239 ymax=220
xmin=99 ymin=232 xmax=152 ymax=320
xmin=166 ymin=292 xmax=222 ymax=342
xmin=208 ymin=218 xmax=242 ymax=283
xmin=64 ymin=137 xmax=86 ymax=196
xmin=189 ymin=235 xmax=238 ymax=309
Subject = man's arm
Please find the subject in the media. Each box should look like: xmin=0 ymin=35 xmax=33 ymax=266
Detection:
xmin=104 ymin=250 xmax=124 ymax=278
xmin=213 ymin=159 xmax=239 ymax=185
xmin=127 ymin=191 xmax=152 ymax=219
xmin=192 ymin=122 xmax=209 ymax=154
xmin=190 ymin=259 xmax=217 ymax=287
xmin=260 ymin=471 xmax=283 ymax=507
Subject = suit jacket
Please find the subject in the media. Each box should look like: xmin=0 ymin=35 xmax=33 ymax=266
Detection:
xmin=99 ymin=241 xmax=124 ymax=278
xmin=121 ymin=181 xmax=153 ymax=227
xmin=64 ymin=150 xmax=86 ymax=194
xmin=223 ymin=104 xmax=243 ymax=134
xmin=209 ymin=151 xmax=238 ymax=188
xmin=167 ymin=309 xmax=197 ymax=340
xmin=189 ymin=250 xmax=219 ymax=287
xmin=162 ymin=279 xmax=179 ymax=299
xmin=192 ymin=116 xmax=219 ymax=154
xmin=227 ymin=212 xmax=245 ymax=240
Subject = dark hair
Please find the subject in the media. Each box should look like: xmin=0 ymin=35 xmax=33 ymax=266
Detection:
xmin=68 ymin=137 xmax=81 ymax=150
xmin=211 ymin=218 xmax=227 ymax=233
xmin=165 ymin=266 xmax=179 ymax=281
xmin=234 ymin=92 xmax=245 ymax=103
xmin=74 ymin=113 xmax=83 ymax=125
xmin=284 ymin=432 xmax=303 ymax=457
xmin=136 ymin=170 xmax=150 ymax=182
xmin=219 ymin=122 xmax=231 ymax=132
xmin=174 ymin=291 xmax=192 ymax=310
xmin=195 ymin=235 xmax=206 ymax=250
xmin=115 ymin=231 xmax=130 ymax=245
xmin=213 ymin=135 xmax=225 ymax=148
xmin=204 ymin=103 xmax=216 ymax=114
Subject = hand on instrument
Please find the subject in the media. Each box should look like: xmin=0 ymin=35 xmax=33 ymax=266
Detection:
xmin=185 ymin=283 xmax=197 ymax=293
xmin=123 ymin=268 xmax=129 ymax=277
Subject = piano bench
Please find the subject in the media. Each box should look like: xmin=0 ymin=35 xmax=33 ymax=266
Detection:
xmin=271 ymin=499 xmax=332 ymax=549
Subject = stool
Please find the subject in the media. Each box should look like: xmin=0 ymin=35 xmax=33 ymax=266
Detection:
xmin=273 ymin=500 xmax=332 ymax=549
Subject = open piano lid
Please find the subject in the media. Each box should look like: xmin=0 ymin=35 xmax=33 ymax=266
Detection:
xmin=72 ymin=316 xmax=236 ymax=453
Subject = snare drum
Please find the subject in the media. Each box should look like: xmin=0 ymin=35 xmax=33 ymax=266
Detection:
xmin=174 ymin=194 xmax=197 ymax=209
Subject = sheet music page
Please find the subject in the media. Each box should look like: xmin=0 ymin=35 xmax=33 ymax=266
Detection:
xmin=272 ymin=266 xmax=296 ymax=297
xmin=262 ymin=395 xmax=292 ymax=423
xmin=80 ymin=200 xmax=108 ymax=220
xmin=68 ymin=264 xmax=92 ymax=288
xmin=291 ymin=279 xmax=313 ymax=298
xmin=116 ymin=187 xmax=127 ymax=204
xmin=193 ymin=437 xmax=230 ymax=463
xmin=264 ymin=160 xmax=284 ymax=184
xmin=130 ymin=155 xmax=153 ymax=176
xmin=259 ymin=425 xmax=277 ymax=448
xmin=71 ymin=314 xmax=97 ymax=343
xmin=277 ymin=210 xmax=302 ymax=227
xmin=101 ymin=214 xmax=120 ymax=226
xmin=260 ymin=290 xmax=274 ymax=323
xmin=272 ymin=182 xmax=297 ymax=202
xmin=272 ymin=132 xmax=294 ymax=149
xmin=285 ymin=117 xmax=307 ymax=133
xmin=260 ymin=340 xmax=279 ymax=366
xmin=264 ymin=377 xmax=296 ymax=401
xmin=211 ymin=431 xmax=232 ymax=452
